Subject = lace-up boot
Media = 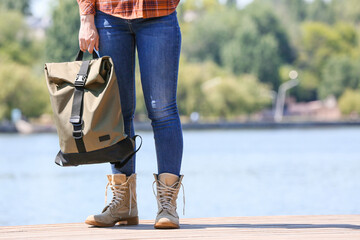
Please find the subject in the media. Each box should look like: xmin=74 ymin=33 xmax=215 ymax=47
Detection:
xmin=153 ymin=173 xmax=184 ymax=229
xmin=85 ymin=174 xmax=138 ymax=227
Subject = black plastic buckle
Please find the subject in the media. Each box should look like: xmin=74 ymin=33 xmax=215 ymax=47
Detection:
xmin=71 ymin=120 xmax=84 ymax=139
xmin=72 ymin=129 xmax=83 ymax=139
xmin=74 ymin=74 xmax=87 ymax=87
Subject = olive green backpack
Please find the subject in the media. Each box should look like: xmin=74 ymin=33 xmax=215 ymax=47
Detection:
xmin=44 ymin=51 xmax=141 ymax=167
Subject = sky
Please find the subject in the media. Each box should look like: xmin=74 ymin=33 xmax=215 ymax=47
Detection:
xmin=31 ymin=0 xmax=52 ymax=18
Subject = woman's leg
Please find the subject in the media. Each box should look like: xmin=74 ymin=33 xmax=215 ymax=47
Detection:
xmin=85 ymin=12 xmax=139 ymax=228
xmin=95 ymin=11 xmax=137 ymax=176
xmin=134 ymin=11 xmax=183 ymax=176
xmin=134 ymin=11 xmax=183 ymax=229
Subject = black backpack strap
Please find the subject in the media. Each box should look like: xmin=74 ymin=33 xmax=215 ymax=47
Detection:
xmin=75 ymin=50 xmax=100 ymax=61
xmin=69 ymin=60 xmax=91 ymax=153
xmin=114 ymin=135 xmax=143 ymax=168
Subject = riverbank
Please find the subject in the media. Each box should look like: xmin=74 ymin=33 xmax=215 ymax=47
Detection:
xmin=2 ymin=120 xmax=360 ymax=133
xmin=136 ymin=120 xmax=360 ymax=131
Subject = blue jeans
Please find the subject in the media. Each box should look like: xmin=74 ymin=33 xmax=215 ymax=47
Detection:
xmin=95 ymin=11 xmax=183 ymax=176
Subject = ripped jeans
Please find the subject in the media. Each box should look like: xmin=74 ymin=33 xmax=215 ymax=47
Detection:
xmin=95 ymin=10 xmax=183 ymax=176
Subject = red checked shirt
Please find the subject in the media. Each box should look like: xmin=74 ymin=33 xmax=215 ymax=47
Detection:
xmin=77 ymin=0 xmax=180 ymax=19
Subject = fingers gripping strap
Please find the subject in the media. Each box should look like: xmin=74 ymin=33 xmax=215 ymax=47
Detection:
xmin=69 ymin=60 xmax=91 ymax=153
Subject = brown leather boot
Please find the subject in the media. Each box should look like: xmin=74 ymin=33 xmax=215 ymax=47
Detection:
xmin=85 ymin=174 xmax=138 ymax=227
xmin=153 ymin=173 xmax=184 ymax=229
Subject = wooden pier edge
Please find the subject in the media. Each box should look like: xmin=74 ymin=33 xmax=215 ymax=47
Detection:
xmin=1 ymin=215 xmax=360 ymax=240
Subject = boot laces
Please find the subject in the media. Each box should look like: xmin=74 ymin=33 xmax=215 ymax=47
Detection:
xmin=105 ymin=182 xmax=133 ymax=215
xmin=152 ymin=180 xmax=185 ymax=215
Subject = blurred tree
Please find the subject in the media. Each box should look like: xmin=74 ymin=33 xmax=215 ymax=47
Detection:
xmin=300 ymin=22 xmax=357 ymax=73
xmin=0 ymin=9 xmax=48 ymax=120
xmin=246 ymin=2 xmax=295 ymax=64
xmin=283 ymin=0 xmax=307 ymax=21
xmin=319 ymin=56 xmax=360 ymax=99
xmin=338 ymin=89 xmax=360 ymax=115
xmin=182 ymin=8 xmax=238 ymax=64
xmin=0 ymin=11 xmax=43 ymax=65
xmin=284 ymin=67 xmax=319 ymax=101
xmin=177 ymin=58 xmax=271 ymax=117
xmin=46 ymin=0 xmax=80 ymax=62
xmin=331 ymin=0 xmax=360 ymax=24
xmin=254 ymin=0 xmax=307 ymax=47
xmin=0 ymin=0 xmax=31 ymax=15
xmin=221 ymin=20 xmax=282 ymax=89
xmin=202 ymin=74 xmax=271 ymax=117
xmin=298 ymin=22 xmax=359 ymax=101
xmin=256 ymin=0 xmax=307 ymax=22
xmin=307 ymin=0 xmax=335 ymax=24
xmin=226 ymin=0 xmax=237 ymax=7
xmin=183 ymin=2 xmax=294 ymax=90
xmin=0 ymin=61 xmax=49 ymax=120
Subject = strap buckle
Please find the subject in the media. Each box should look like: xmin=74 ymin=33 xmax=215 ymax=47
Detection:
xmin=70 ymin=116 xmax=81 ymax=124
xmin=74 ymin=74 xmax=87 ymax=87
xmin=72 ymin=129 xmax=83 ymax=139
xmin=71 ymin=120 xmax=84 ymax=139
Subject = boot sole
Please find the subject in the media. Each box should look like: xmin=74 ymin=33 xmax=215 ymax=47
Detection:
xmin=85 ymin=216 xmax=139 ymax=227
xmin=154 ymin=221 xmax=180 ymax=229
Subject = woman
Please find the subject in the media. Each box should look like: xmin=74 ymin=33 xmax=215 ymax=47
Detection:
xmin=76 ymin=0 xmax=184 ymax=229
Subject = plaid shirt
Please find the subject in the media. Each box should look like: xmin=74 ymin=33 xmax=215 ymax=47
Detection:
xmin=77 ymin=0 xmax=180 ymax=19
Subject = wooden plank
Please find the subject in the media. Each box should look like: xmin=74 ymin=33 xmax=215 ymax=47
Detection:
xmin=1 ymin=215 xmax=360 ymax=240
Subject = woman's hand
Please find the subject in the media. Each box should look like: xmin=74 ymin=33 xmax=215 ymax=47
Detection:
xmin=79 ymin=15 xmax=99 ymax=54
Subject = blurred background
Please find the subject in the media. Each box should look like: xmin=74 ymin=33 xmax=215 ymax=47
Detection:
xmin=1 ymin=0 xmax=360 ymax=226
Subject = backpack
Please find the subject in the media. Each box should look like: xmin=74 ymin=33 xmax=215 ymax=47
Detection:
xmin=44 ymin=51 xmax=141 ymax=167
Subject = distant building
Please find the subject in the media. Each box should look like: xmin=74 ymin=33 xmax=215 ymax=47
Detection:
xmin=286 ymin=96 xmax=341 ymax=121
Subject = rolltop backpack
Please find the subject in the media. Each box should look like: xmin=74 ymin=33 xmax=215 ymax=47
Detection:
xmin=44 ymin=51 xmax=141 ymax=167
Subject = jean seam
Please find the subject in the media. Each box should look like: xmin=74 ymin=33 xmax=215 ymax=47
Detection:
xmin=127 ymin=20 xmax=135 ymax=34
xmin=175 ymin=19 xmax=183 ymax=173
xmin=128 ymin=36 xmax=136 ymax=173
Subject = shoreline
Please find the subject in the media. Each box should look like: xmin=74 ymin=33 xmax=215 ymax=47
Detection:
xmin=2 ymin=120 xmax=360 ymax=133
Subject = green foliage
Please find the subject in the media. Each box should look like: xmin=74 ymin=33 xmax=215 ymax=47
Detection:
xmin=182 ymin=2 xmax=294 ymax=90
xmin=307 ymin=0 xmax=335 ymax=24
xmin=45 ymin=0 xmax=80 ymax=62
xmin=292 ymin=70 xmax=319 ymax=101
xmin=177 ymin=59 xmax=271 ymax=117
xmin=182 ymin=7 xmax=237 ymax=64
xmin=319 ymin=56 xmax=360 ymax=99
xmin=0 ymin=11 xmax=43 ymax=65
xmin=0 ymin=0 xmax=30 ymax=15
xmin=338 ymin=89 xmax=360 ymax=115
xmin=331 ymin=0 xmax=360 ymax=24
xmin=301 ymin=22 xmax=357 ymax=72
xmin=180 ymin=0 xmax=222 ymax=12
xmin=202 ymin=74 xmax=271 ymax=117
xmin=256 ymin=0 xmax=307 ymax=22
xmin=226 ymin=0 xmax=237 ymax=7
xmin=298 ymin=21 xmax=360 ymax=100
xmin=245 ymin=2 xmax=295 ymax=64
xmin=4 ymin=0 xmax=360 ymax=120
xmin=0 ymin=9 xmax=48 ymax=121
xmin=0 ymin=61 xmax=49 ymax=120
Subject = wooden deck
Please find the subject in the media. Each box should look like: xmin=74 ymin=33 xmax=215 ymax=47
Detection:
xmin=1 ymin=215 xmax=360 ymax=240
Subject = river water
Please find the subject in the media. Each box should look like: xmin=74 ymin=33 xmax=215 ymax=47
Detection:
xmin=1 ymin=128 xmax=360 ymax=226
